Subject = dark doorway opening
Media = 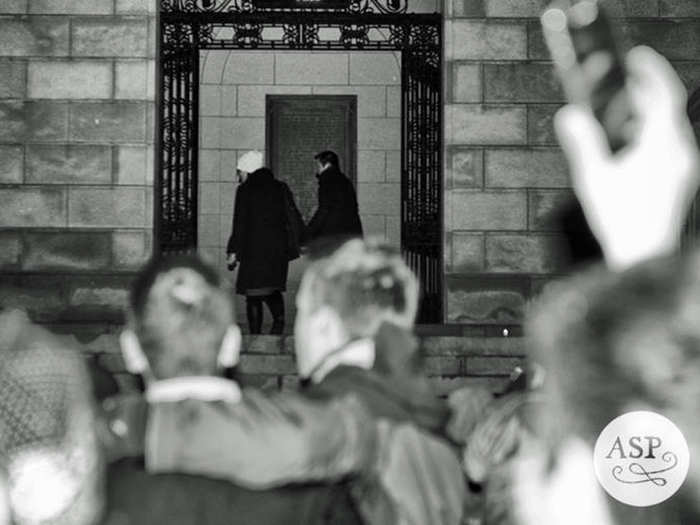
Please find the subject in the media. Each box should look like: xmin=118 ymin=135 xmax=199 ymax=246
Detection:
xmin=157 ymin=0 xmax=443 ymax=322
xmin=267 ymin=95 xmax=357 ymax=223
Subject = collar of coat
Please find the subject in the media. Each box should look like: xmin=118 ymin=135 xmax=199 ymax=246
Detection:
xmin=311 ymin=338 xmax=376 ymax=384
xmin=316 ymin=165 xmax=341 ymax=179
xmin=146 ymin=376 xmax=242 ymax=404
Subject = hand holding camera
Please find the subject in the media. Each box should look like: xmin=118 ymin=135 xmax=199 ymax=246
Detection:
xmin=542 ymin=1 xmax=700 ymax=270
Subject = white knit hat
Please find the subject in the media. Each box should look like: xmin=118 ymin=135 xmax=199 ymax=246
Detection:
xmin=237 ymin=150 xmax=264 ymax=174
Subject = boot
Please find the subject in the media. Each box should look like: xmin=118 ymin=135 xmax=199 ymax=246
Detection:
xmin=264 ymin=292 xmax=285 ymax=335
xmin=270 ymin=316 xmax=285 ymax=335
xmin=246 ymin=297 xmax=263 ymax=335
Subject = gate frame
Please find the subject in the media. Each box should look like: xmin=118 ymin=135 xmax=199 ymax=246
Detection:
xmin=156 ymin=0 xmax=444 ymax=322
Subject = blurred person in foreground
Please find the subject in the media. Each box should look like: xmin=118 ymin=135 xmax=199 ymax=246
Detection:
xmin=0 ymin=309 xmax=103 ymax=525
xmin=104 ymin=254 xmax=379 ymax=524
xmin=490 ymin=46 xmax=700 ymax=525
xmin=293 ymin=238 xmax=467 ymax=525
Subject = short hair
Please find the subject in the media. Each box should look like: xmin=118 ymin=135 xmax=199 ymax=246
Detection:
xmin=127 ymin=255 xmax=234 ymax=379
xmin=526 ymin=253 xmax=700 ymax=523
xmin=314 ymin=150 xmax=339 ymax=167
xmin=301 ymin=238 xmax=419 ymax=338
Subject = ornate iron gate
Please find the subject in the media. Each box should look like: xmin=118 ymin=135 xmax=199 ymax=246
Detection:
xmin=158 ymin=0 xmax=443 ymax=322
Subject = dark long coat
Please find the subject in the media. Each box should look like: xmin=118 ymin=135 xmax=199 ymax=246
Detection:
xmin=105 ymin=458 xmax=362 ymax=525
xmin=227 ymin=168 xmax=290 ymax=295
xmin=307 ymin=166 xmax=363 ymax=242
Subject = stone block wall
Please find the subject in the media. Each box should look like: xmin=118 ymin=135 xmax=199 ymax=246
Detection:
xmin=0 ymin=1 xmax=156 ymax=325
xmin=197 ymin=49 xmax=403 ymax=286
xmin=0 ymin=0 xmax=518 ymax=395
xmin=444 ymin=0 xmax=700 ymax=326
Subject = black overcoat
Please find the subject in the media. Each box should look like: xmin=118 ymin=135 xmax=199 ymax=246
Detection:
xmin=227 ymin=168 xmax=291 ymax=295
xmin=105 ymin=458 xmax=362 ymax=525
xmin=307 ymin=166 xmax=363 ymax=242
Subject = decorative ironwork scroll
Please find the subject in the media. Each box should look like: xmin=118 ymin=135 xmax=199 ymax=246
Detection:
xmin=161 ymin=0 xmax=408 ymax=13
xmin=158 ymin=0 xmax=443 ymax=321
xmin=158 ymin=24 xmax=199 ymax=252
xmin=402 ymin=43 xmax=441 ymax=323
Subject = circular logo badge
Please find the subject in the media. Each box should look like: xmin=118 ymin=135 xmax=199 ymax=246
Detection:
xmin=593 ymin=411 xmax=690 ymax=507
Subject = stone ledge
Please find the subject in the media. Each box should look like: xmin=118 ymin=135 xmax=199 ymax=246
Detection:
xmin=421 ymin=335 xmax=524 ymax=356
xmin=32 ymin=319 xmax=526 ymax=396
xmin=41 ymin=322 xmax=525 ymax=380
xmin=1 ymin=231 xmax=152 ymax=273
xmin=465 ymin=356 xmax=524 ymax=375
xmin=1 ymin=272 xmax=134 ymax=323
xmin=445 ymin=273 xmax=532 ymax=325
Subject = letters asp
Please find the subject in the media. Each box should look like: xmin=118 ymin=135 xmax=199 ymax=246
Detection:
xmin=605 ymin=436 xmax=662 ymax=460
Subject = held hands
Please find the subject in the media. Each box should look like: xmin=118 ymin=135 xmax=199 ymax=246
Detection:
xmin=226 ymin=253 xmax=238 ymax=270
xmin=555 ymin=46 xmax=700 ymax=271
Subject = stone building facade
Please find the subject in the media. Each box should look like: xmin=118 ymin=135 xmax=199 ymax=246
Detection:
xmin=444 ymin=0 xmax=700 ymax=327
xmin=0 ymin=2 xmax=155 ymax=325
xmin=1 ymin=0 xmax=699 ymax=392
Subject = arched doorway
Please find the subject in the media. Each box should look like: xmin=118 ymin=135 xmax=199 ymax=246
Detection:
xmin=156 ymin=0 xmax=443 ymax=322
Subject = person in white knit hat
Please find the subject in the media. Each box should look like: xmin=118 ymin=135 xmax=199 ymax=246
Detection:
xmin=234 ymin=150 xmax=264 ymax=184
xmin=226 ymin=151 xmax=304 ymax=334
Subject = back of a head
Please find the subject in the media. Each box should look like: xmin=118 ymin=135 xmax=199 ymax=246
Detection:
xmin=314 ymin=150 xmax=339 ymax=168
xmin=303 ymin=238 xmax=419 ymax=339
xmin=0 ymin=310 xmax=102 ymax=525
xmin=128 ymin=255 xmax=234 ymax=380
xmin=525 ymin=253 xmax=700 ymax=524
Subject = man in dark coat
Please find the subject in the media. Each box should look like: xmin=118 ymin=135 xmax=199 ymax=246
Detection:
xmin=307 ymin=150 xmax=363 ymax=242
xmin=227 ymin=150 xmax=302 ymax=334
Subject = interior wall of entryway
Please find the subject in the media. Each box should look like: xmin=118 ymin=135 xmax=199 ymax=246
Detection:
xmin=197 ymin=49 xmax=403 ymax=331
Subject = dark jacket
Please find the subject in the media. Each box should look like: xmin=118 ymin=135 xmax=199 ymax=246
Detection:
xmin=100 ymin=387 xmax=374 ymax=525
xmin=104 ymin=458 xmax=362 ymax=525
xmin=307 ymin=166 xmax=363 ymax=242
xmin=102 ymin=388 xmax=378 ymax=487
xmin=305 ymin=322 xmax=451 ymax=435
xmin=227 ymin=168 xmax=292 ymax=295
xmin=304 ymin=367 xmax=465 ymax=525
xmin=305 ymin=365 xmax=450 ymax=436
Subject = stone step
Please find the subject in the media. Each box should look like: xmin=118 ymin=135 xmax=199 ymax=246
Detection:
xmin=37 ymin=319 xmax=526 ymax=396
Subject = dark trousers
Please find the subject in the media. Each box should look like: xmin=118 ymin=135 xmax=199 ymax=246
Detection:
xmin=246 ymin=292 xmax=285 ymax=335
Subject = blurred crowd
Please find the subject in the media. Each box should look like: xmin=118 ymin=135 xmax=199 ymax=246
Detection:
xmin=1 ymin=46 xmax=700 ymax=525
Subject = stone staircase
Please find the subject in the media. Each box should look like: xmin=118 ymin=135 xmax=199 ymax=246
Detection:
xmin=46 ymin=320 xmax=526 ymax=396
xmin=2 ymin=269 xmax=526 ymax=395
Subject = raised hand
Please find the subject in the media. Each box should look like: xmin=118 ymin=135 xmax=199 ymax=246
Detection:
xmin=555 ymin=46 xmax=700 ymax=270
